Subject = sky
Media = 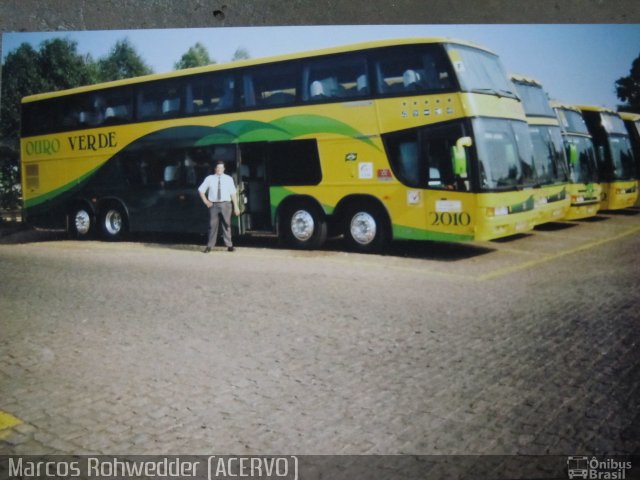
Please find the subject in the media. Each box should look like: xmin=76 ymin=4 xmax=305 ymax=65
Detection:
xmin=2 ymin=24 xmax=639 ymax=109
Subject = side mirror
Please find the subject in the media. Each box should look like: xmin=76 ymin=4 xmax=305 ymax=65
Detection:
xmin=597 ymin=145 xmax=606 ymax=163
xmin=452 ymin=136 xmax=472 ymax=176
xmin=568 ymin=143 xmax=578 ymax=166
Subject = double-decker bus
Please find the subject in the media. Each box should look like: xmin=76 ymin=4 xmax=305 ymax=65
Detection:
xmin=552 ymin=102 xmax=601 ymax=219
xmin=510 ymin=75 xmax=570 ymax=224
xmin=578 ymin=105 xmax=637 ymax=210
xmin=21 ymin=38 xmax=538 ymax=251
xmin=618 ymin=111 xmax=640 ymax=207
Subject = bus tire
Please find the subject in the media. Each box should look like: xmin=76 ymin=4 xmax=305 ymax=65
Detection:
xmin=99 ymin=204 xmax=128 ymax=240
xmin=68 ymin=204 xmax=94 ymax=240
xmin=343 ymin=202 xmax=390 ymax=253
xmin=281 ymin=201 xmax=327 ymax=249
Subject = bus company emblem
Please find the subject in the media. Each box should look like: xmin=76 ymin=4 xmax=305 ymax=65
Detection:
xmin=345 ymin=152 xmax=358 ymax=162
xmin=25 ymin=138 xmax=60 ymax=156
xmin=377 ymin=169 xmax=393 ymax=182
xmin=68 ymin=131 xmax=118 ymax=152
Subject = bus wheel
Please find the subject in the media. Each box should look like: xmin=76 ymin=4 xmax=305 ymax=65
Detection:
xmin=281 ymin=203 xmax=327 ymax=249
xmin=68 ymin=205 xmax=94 ymax=239
xmin=344 ymin=203 xmax=389 ymax=252
xmin=99 ymin=205 xmax=128 ymax=240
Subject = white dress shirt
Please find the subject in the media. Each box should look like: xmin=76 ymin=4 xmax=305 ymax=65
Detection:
xmin=198 ymin=173 xmax=237 ymax=202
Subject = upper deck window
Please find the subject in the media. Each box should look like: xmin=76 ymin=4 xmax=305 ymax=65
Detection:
xmin=446 ymin=44 xmax=516 ymax=99
xmin=374 ymin=45 xmax=455 ymax=96
xmin=22 ymin=86 xmax=133 ymax=136
xmin=512 ymin=82 xmax=555 ymax=117
xmin=556 ymin=108 xmax=590 ymax=135
xmin=600 ymin=113 xmax=628 ymax=135
xmin=242 ymin=62 xmax=299 ymax=108
xmin=136 ymin=79 xmax=183 ymax=120
xmin=303 ymin=54 xmax=369 ymax=102
xmin=187 ymin=73 xmax=235 ymax=114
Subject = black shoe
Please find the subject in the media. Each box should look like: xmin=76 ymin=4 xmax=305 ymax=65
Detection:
xmin=227 ymin=246 xmax=235 ymax=252
xmin=203 ymin=247 xmax=212 ymax=253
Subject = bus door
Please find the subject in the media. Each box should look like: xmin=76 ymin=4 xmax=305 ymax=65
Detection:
xmin=237 ymin=142 xmax=272 ymax=232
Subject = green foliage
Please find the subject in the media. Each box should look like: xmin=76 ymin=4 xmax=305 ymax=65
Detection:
xmin=616 ymin=53 xmax=640 ymax=112
xmin=0 ymin=146 xmax=19 ymax=212
xmin=0 ymin=36 xmax=153 ymax=211
xmin=174 ymin=42 xmax=215 ymax=69
xmin=231 ymin=47 xmax=250 ymax=62
xmin=96 ymin=38 xmax=153 ymax=81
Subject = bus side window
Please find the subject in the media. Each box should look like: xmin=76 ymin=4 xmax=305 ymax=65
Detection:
xmin=242 ymin=63 xmax=297 ymax=108
xmin=303 ymin=54 xmax=367 ymax=102
xmin=375 ymin=45 xmax=453 ymax=95
xmin=137 ymin=80 xmax=183 ymax=120
xmin=187 ymin=73 xmax=235 ymax=113
xmin=100 ymin=87 xmax=133 ymax=126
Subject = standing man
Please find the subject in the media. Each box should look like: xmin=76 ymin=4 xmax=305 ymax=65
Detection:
xmin=198 ymin=160 xmax=241 ymax=252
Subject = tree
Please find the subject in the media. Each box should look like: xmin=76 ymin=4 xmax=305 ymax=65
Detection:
xmin=38 ymin=38 xmax=96 ymax=91
xmin=96 ymin=38 xmax=152 ymax=81
xmin=616 ymin=53 xmax=640 ymax=113
xmin=231 ymin=47 xmax=250 ymax=61
xmin=1 ymin=39 xmax=98 ymax=212
xmin=1 ymin=43 xmax=44 ymax=142
xmin=1 ymin=39 xmax=95 ymax=141
xmin=174 ymin=42 xmax=215 ymax=69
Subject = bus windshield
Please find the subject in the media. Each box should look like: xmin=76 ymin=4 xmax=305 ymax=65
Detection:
xmin=529 ymin=125 xmax=569 ymax=185
xmin=513 ymin=83 xmax=555 ymax=117
xmin=557 ymin=108 xmax=590 ymax=135
xmin=446 ymin=44 xmax=517 ymax=98
xmin=601 ymin=113 xmax=628 ymax=135
xmin=608 ymin=135 xmax=636 ymax=180
xmin=565 ymin=135 xmax=599 ymax=184
xmin=473 ymin=118 xmax=536 ymax=191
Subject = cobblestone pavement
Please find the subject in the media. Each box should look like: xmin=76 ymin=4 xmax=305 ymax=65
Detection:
xmin=0 ymin=210 xmax=639 ymax=456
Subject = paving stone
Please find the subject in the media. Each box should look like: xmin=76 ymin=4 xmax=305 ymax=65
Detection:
xmin=0 ymin=212 xmax=638 ymax=456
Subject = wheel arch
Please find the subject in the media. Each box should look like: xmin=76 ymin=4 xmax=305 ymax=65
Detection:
xmin=275 ymin=194 xmax=327 ymax=235
xmin=96 ymin=196 xmax=130 ymax=220
xmin=66 ymin=198 xmax=96 ymax=238
xmin=97 ymin=197 xmax=130 ymax=240
xmin=333 ymin=194 xmax=393 ymax=239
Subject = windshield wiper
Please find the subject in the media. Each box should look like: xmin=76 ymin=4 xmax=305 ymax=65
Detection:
xmin=499 ymin=89 xmax=517 ymax=99
xmin=471 ymin=88 xmax=517 ymax=99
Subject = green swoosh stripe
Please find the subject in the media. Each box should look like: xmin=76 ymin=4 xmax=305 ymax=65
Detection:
xmin=195 ymin=114 xmax=379 ymax=149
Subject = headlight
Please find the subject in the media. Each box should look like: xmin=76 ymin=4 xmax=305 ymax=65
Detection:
xmin=571 ymin=195 xmax=585 ymax=203
xmin=487 ymin=206 xmax=509 ymax=217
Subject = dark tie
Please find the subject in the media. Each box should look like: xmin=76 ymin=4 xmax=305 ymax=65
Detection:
xmin=217 ymin=175 xmax=221 ymax=201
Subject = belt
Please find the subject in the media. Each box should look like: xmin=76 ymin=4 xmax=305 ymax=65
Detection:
xmin=212 ymin=200 xmax=231 ymax=203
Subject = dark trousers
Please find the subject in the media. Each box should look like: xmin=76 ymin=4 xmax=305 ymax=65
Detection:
xmin=207 ymin=202 xmax=233 ymax=247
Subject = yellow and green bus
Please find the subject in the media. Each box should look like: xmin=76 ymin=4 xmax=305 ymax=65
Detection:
xmin=618 ymin=111 xmax=640 ymax=207
xmin=510 ymin=75 xmax=570 ymax=224
xmin=578 ymin=105 xmax=637 ymax=211
xmin=21 ymin=38 xmax=539 ymax=251
xmin=552 ymin=102 xmax=601 ymax=220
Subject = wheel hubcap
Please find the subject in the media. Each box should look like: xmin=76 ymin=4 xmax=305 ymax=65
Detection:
xmin=350 ymin=212 xmax=377 ymax=245
xmin=104 ymin=210 xmax=123 ymax=235
xmin=74 ymin=210 xmax=91 ymax=235
xmin=291 ymin=210 xmax=314 ymax=241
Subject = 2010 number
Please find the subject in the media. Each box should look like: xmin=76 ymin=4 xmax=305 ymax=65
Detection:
xmin=430 ymin=212 xmax=471 ymax=226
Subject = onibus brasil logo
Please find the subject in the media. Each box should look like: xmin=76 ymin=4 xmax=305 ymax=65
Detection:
xmin=567 ymin=456 xmax=632 ymax=479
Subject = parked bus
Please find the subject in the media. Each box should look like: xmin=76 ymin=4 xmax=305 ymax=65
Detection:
xmin=578 ymin=105 xmax=637 ymax=210
xmin=21 ymin=38 xmax=539 ymax=251
xmin=618 ymin=111 xmax=640 ymax=207
xmin=552 ymin=102 xmax=601 ymax=219
xmin=510 ymin=75 xmax=570 ymax=224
